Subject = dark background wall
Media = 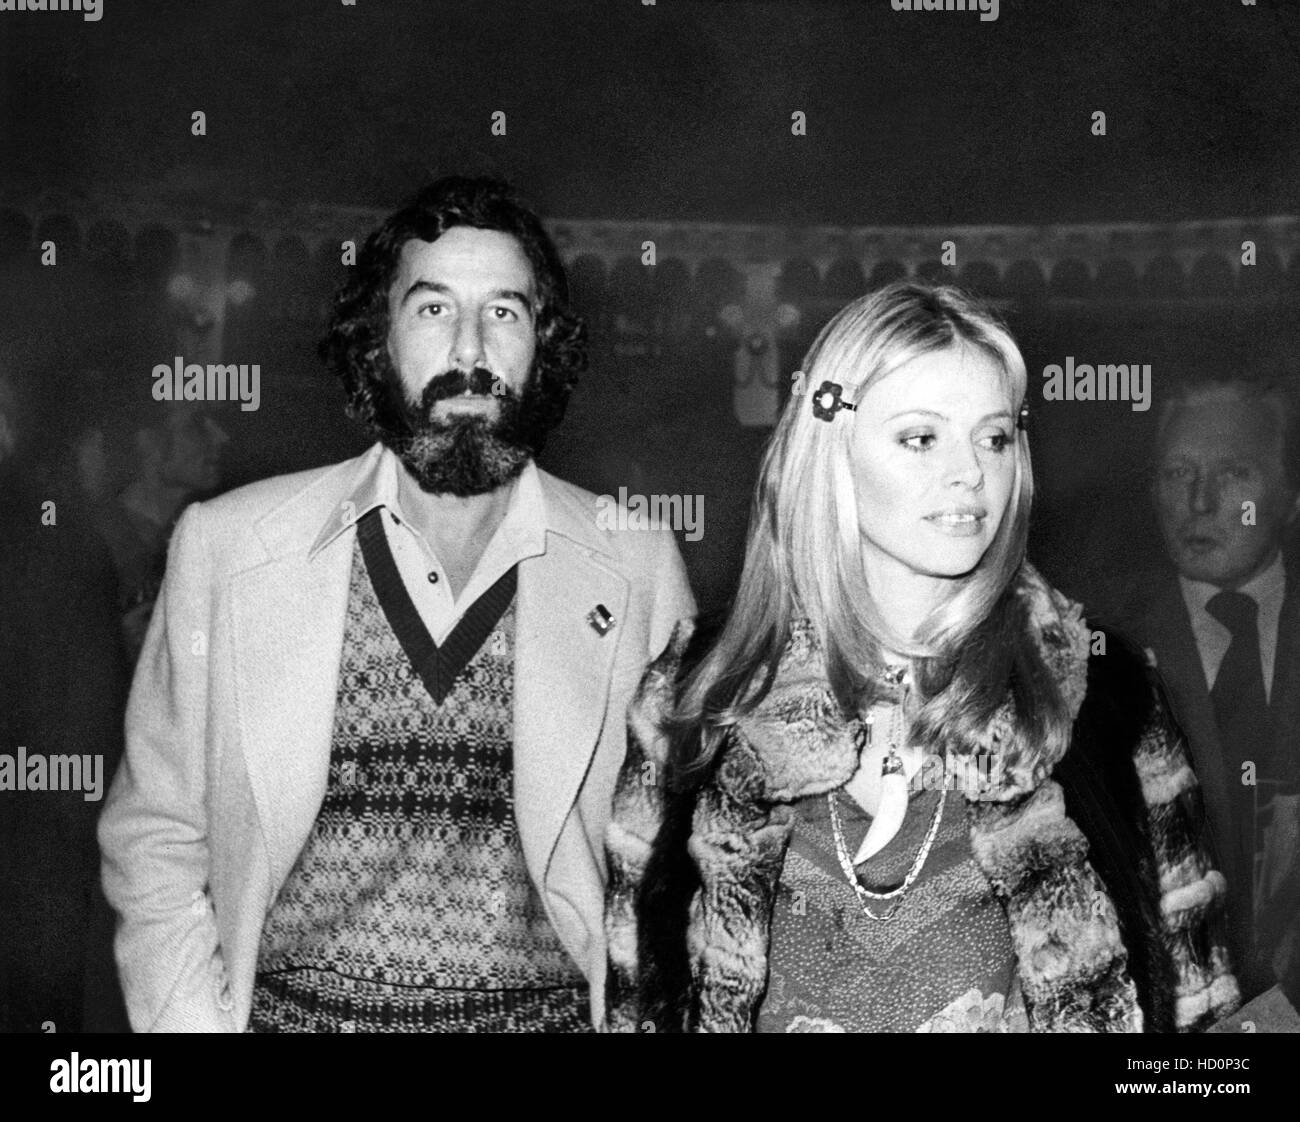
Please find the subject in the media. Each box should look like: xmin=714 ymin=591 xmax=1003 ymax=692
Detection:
xmin=6 ymin=0 xmax=1299 ymax=223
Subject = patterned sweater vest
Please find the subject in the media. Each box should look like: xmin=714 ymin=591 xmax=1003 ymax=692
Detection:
xmin=247 ymin=537 xmax=589 ymax=1033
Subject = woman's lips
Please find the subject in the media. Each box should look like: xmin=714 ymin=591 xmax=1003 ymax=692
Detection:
xmin=924 ymin=511 xmax=987 ymax=537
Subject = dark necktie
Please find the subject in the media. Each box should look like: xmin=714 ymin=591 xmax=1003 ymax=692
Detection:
xmin=1206 ymin=589 xmax=1270 ymax=972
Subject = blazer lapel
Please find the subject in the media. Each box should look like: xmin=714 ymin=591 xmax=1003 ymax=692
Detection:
xmin=232 ymin=550 xmax=353 ymax=889
xmin=230 ymin=449 xmax=379 ymax=889
xmin=512 ymin=497 xmax=629 ymax=893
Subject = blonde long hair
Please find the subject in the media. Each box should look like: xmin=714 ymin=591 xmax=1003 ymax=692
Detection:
xmin=673 ymin=282 xmax=1061 ymax=772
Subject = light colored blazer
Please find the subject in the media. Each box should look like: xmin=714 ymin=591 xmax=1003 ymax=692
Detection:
xmin=99 ymin=443 xmax=696 ymax=1032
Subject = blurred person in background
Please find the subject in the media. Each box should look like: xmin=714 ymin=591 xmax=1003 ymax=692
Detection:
xmin=0 ymin=364 xmax=128 ymax=1032
xmin=1099 ymin=373 xmax=1300 ymax=1007
xmin=97 ymin=401 xmax=230 ymax=661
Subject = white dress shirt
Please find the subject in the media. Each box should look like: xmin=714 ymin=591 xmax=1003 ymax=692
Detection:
xmin=310 ymin=446 xmax=548 ymax=645
xmin=1178 ymin=551 xmax=1287 ymax=704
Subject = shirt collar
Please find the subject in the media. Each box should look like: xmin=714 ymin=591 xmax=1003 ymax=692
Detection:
xmin=308 ymin=444 xmax=548 ymax=561
xmin=1178 ymin=549 xmax=1287 ymax=618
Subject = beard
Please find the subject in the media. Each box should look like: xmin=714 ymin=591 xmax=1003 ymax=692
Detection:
xmin=382 ymin=364 xmax=551 ymax=496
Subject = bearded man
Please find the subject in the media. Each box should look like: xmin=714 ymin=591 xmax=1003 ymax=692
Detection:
xmin=100 ymin=176 xmax=696 ymax=1032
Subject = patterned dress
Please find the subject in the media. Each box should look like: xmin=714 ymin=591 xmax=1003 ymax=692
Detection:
xmin=756 ymin=784 xmax=1025 ymax=1033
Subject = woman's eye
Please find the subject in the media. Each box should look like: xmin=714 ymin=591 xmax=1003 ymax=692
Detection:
xmin=417 ymin=302 xmax=443 ymax=317
xmin=490 ymin=306 xmax=519 ymax=322
xmin=980 ymin=432 xmax=1012 ymax=453
xmin=901 ymin=433 xmax=936 ymax=452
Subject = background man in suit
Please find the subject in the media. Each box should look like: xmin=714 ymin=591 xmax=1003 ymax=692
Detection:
xmin=100 ymin=176 xmax=695 ymax=1032
xmin=1108 ymin=373 xmax=1300 ymax=1004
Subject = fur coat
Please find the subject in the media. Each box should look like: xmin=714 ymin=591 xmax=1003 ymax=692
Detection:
xmin=604 ymin=564 xmax=1240 ymax=1033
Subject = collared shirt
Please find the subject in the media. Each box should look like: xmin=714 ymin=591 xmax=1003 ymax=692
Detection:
xmin=310 ymin=446 xmax=548 ymax=645
xmin=1179 ymin=551 xmax=1286 ymax=703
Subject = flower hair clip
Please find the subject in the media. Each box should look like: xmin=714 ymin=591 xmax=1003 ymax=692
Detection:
xmin=811 ymin=380 xmax=856 ymax=422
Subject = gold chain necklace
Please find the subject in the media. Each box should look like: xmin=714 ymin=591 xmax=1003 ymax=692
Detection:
xmin=826 ymin=664 xmax=945 ymax=923
xmin=828 ymin=788 xmax=946 ymax=923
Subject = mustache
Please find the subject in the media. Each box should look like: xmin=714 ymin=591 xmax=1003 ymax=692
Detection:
xmin=416 ymin=367 xmax=505 ymax=412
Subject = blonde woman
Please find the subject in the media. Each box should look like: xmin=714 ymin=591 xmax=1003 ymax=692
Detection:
xmin=604 ymin=282 xmax=1238 ymax=1033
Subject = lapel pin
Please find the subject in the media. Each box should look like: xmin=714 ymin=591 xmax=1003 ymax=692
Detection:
xmin=588 ymin=604 xmax=615 ymax=636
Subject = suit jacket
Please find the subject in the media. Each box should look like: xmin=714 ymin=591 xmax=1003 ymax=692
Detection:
xmin=99 ymin=443 xmax=696 ymax=1032
xmin=1095 ymin=563 xmax=1300 ymax=992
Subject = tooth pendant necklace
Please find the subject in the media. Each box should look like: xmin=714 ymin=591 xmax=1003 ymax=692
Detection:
xmin=828 ymin=664 xmax=946 ymax=923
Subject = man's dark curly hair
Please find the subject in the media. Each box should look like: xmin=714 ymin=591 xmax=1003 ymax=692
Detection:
xmin=319 ymin=175 xmax=587 ymax=449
